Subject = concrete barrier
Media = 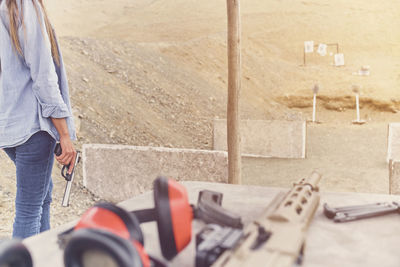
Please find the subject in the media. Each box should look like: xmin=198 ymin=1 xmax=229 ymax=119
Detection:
xmin=387 ymin=123 xmax=400 ymax=163
xmin=82 ymin=144 xmax=228 ymax=202
xmin=213 ymin=119 xmax=306 ymax=158
xmin=389 ymin=160 xmax=400 ymax=195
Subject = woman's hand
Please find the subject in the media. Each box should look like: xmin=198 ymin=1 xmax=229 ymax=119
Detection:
xmin=50 ymin=117 xmax=76 ymax=174
xmin=56 ymin=136 xmax=77 ymax=174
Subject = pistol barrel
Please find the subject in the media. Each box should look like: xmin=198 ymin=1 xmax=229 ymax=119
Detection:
xmin=61 ymin=151 xmax=81 ymax=207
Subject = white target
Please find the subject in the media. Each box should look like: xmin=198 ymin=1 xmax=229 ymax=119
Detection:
xmin=304 ymin=41 xmax=314 ymax=53
xmin=334 ymin=53 xmax=345 ymax=66
xmin=317 ymin=43 xmax=327 ymax=56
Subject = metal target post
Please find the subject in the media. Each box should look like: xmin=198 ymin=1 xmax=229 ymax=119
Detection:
xmin=226 ymin=0 xmax=242 ymax=184
xmin=312 ymin=84 xmax=319 ymax=123
xmin=312 ymin=93 xmax=317 ymax=122
xmin=356 ymin=94 xmax=360 ymax=121
xmin=352 ymin=85 xmax=366 ymax=125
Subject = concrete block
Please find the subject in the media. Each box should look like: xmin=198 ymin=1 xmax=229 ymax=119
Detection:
xmin=387 ymin=123 xmax=400 ymax=162
xmin=389 ymin=160 xmax=400 ymax=195
xmin=83 ymin=144 xmax=228 ymax=202
xmin=213 ymin=119 xmax=306 ymax=158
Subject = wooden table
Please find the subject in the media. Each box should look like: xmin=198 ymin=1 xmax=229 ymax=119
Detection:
xmin=24 ymin=181 xmax=400 ymax=267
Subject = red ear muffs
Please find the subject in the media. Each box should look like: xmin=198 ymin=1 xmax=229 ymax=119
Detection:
xmin=64 ymin=228 xmax=150 ymax=267
xmin=153 ymin=177 xmax=193 ymax=260
xmin=133 ymin=177 xmax=240 ymax=261
xmin=0 ymin=239 xmax=33 ymax=267
xmin=75 ymin=202 xmax=144 ymax=246
xmin=131 ymin=177 xmax=194 ymax=260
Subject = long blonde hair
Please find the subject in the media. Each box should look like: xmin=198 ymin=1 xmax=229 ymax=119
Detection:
xmin=5 ymin=0 xmax=60 ymax=65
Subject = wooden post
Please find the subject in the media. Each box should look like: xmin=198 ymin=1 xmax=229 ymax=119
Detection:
xmin=226 ymin=0 xmax=242 ymax=184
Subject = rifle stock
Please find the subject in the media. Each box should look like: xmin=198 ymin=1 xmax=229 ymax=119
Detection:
xmin=212 ymin=171 xmax=321 ymax=267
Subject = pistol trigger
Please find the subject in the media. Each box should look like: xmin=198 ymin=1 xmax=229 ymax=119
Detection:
xmin=61 ymin=165 xmax=67 ymax=178
xmin=250 ymin=226 xmax=272 ymax=250
xmin=61 ymin=165 xmax=72 ymax=181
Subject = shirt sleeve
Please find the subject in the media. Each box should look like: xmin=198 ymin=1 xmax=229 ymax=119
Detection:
xmin=21 ymin=0 xmax=71 ymax=118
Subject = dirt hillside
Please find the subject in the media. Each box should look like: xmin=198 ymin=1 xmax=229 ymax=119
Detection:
xmin=48 ymin=0 xmax=400 ymax=107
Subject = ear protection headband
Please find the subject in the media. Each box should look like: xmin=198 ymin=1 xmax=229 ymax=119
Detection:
xmin=132 ymin=176 xmax=194 ymax=260
xmin=0 ymin=239 xmax=33 ymax=267
xmin=63 ymin=202 xmax=152 ymax=267
xmin=132 ymin=176 xmax=242 ymax=260
xmin=64 ymin=229 xmax=148 ymax=267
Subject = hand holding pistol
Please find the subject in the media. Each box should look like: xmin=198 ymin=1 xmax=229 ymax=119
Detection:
xmin=54 ymin=143 xmax=81 ymax=207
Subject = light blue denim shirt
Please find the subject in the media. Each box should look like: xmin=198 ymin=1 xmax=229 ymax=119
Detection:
xmin=0 ymin=0 xmax=76 ymax=148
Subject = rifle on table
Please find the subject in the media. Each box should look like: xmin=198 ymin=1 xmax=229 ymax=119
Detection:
xmin=196 ymin=171 xmax=322 ymax=267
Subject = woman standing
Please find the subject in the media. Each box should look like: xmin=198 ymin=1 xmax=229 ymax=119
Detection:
xmin=0 ymin=0 xmax=76 ymax=238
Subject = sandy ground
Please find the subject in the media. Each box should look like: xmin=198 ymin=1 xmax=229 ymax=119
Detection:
xmin=1 ymin=0 xmax=400 ymax=237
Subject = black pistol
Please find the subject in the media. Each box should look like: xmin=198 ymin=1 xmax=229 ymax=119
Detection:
xmin=54 ymin=143 xmax=81 ymax=207
xmin=196 ymin=224 xmax=243 ymax=267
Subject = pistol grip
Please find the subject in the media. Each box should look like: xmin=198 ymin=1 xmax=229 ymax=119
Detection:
xmin=195 ymin=190 xmax=243 ymax=229
xmin=54 ymin=143 xmax=62 ymax=157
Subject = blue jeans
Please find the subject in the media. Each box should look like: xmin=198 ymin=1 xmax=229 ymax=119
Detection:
xmin=3 ymin=131 xmax=56 ymax=238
